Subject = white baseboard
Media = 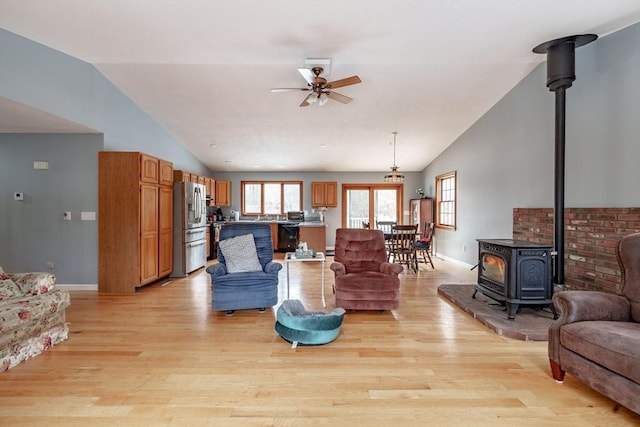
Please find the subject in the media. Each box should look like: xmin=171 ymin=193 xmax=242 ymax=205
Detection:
xmin=56 ymin=284 xmax=98 ymax=291
xmin=435 ymin=253 xmax=475 ymax=270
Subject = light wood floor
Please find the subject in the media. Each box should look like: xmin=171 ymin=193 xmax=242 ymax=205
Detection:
xmin=1 ymin=255 xmax=638 ymax=426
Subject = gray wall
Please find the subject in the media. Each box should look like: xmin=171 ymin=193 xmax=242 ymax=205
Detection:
xmin=0 ymin=28 xmax=210 ymax=284
xmin=0 ymin=28 xmax=208 ymax=173
xmin=0 ymin=134 xmax=102 ymax=283
xmin=423 ymin=23 xmax=640 ymax=266
xmin=213 ymin=171 xmax=423 ymax=248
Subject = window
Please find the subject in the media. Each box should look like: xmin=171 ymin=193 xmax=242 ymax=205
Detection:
xmin=436 ymin=171 xmax=456 ymax=229
xmin=241 ymin=181 xmax=302 ymax=216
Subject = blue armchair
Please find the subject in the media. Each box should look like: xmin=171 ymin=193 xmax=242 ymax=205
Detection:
xmin=205 ymin=223 xmax=282 ymax=315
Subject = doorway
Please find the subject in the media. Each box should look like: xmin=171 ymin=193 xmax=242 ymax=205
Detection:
xmin=341 ymin=184 xmax=403 ymax=229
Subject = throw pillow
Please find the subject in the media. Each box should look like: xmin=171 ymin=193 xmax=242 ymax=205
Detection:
xmin=219 ymin=233 xmax=263 ymax=274
xmin=0 ymin=267 xmax=23 ymax=301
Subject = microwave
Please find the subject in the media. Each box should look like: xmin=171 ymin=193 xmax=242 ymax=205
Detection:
xmin=287 ymin=211 xmax=305 ymax=222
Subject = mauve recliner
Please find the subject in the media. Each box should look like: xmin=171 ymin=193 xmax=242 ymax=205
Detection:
xmin=330 ymin=228 xmax=403 ymax=311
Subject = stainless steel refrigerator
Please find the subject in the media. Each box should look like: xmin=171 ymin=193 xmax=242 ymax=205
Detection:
xmin=171 ymin=181 xmax=207 ymax=277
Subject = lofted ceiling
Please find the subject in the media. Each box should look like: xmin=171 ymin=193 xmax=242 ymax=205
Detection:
xmin=0 ymin=1 xmax=638 ymax=172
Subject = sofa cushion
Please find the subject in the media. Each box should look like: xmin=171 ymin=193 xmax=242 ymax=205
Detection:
xmin=219 ymin=233 xmax=263 ymax=274
xmin=0 ymin=268 xmax=22 ymax=302
xmin=560 ymin=321 xmax=640 ymax=384
xmin=9 ymin=272 xmax=56 ymax=295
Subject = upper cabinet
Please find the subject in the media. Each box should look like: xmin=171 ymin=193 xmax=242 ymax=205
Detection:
xmin=173 ymin=170 xmax=191 ymax=183
xmin=204 ymin=177 xmax=215 ymax=201
xmin=159 ymin=160 xmax=174 ymax=186
xmin=173 ymin=170 xmax=227 ymax=206
xmin=311 ymin=181 xmax=338 ymax=207
xmin=140 ymin=153 xmax=159 ymax=183
xmin=215 ymin=180 xmax=231 ymax=206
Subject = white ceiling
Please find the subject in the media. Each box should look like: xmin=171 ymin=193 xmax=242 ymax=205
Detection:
xmin=1 ymin=1 xmax=638 ymax=172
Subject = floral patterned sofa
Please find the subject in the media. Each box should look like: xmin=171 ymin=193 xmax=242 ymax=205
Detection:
xmin=0 ymin=267 xmax=70 ymax=372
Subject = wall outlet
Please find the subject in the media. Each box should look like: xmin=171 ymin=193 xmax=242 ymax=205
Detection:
xmin=46 ymin=261 xmax=54 ymax=269
xmin=13 ymin=192 xmax=24 ymax=201
xmin=63 ymin=211 xmax=71 ymax=221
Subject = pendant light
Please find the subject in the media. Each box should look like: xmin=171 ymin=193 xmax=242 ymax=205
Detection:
xmin=384 ymin=131 xmax=404 ymax=183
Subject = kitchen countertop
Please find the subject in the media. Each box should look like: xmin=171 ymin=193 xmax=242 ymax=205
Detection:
xmin=213 ymin=220 xmax=325 ymax=227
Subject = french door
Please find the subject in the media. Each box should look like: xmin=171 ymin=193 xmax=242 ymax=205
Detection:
xmin=341 ymin=184 xmax=403 ymax=228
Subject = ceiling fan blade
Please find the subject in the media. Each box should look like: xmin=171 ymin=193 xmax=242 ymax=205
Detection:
xmin=327 ymin=91 xmax=353 ymax=104
xmin=326 ymin=75 xmax=361 ymax=89
xmin=300 ymin=93 xmax=313 ymax=107
xmin=270 ymin=87 xmax=310 ymax=92
xmin=298 ymin=68 xmax=315 ymax=85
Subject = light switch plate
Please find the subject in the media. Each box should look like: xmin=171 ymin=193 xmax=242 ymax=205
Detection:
xmin=81 ymin=211 xmax=96 ymax=221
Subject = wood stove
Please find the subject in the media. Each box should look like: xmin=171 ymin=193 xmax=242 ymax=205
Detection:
xmin=473 ymin=239 xmax=556 ymax=319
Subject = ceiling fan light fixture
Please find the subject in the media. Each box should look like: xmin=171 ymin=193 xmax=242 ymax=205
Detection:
xmin=384 ymin=131 xmax=404 ymax=183
xmin=318 ymin=92 xmax=329 ymax=106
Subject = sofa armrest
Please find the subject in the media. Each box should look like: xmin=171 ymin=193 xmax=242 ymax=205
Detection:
xmin=264 ymin=261 xmax=283 ymax=274
xmin=330 ymin=262 xmax=346 ymax=276
xmin=553 ymin=290 xmax=631 ymax=323
xmin=206 ymin=263 xmax=227 ymax=277
xmin=548 ymin=290 xmax=631 ymax=365
xmin=379 ymin=262 xmax=404 ymax=275
xmin=9 ymin=272 xmax=56 ymax=295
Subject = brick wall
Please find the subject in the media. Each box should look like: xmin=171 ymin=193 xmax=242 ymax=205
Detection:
xmin=512 ymin=207 xmax=640 ymax=293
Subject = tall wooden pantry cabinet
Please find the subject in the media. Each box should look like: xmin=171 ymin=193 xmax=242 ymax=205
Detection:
xmin=409 ymin=198 xmax=434 ymax=234
xmin=99 ymin=152 xmax=174 ymax=294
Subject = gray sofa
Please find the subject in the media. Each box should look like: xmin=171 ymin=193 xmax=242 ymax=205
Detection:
xmin=548 ymin=232 xmax=640 ymax=414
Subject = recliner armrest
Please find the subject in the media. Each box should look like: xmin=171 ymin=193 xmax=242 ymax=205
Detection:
xmin=206 ymin=263 xmax=227 ymax=277
xmin=264 ymin=261 xmax=283 ymax=274
xmin=330 ymin=262 xmax=346 ymax=276
xmin=380 ymin=262 xmax=404 ymax=275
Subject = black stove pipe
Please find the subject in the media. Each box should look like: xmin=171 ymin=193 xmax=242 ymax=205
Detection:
xmin=533 ymin=34 xmax=597 ymax=285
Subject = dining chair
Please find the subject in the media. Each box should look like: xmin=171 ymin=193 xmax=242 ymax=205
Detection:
xmin=389 ymin=224 xmax=419 ymax=272
xmin=376 ymin=220 xmax=397 ymax=259
xmin=415 ymin=222 xmax=435 ymax=269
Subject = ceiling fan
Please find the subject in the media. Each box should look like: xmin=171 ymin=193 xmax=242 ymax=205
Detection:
xmin=271 ymin=67 xmax=361 ymax=107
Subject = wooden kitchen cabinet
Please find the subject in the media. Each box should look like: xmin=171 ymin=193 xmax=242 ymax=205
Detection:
xmin=173 ymin=170 xmax=191 ymax=183
xmin=270 ymin=223 xmax=278 ymax=250
xmin=299 ymin=226 xmax=326 ymax=253
xmin=204 ymin=177 xmax=215 ymax=202
xmin=311 ymin=181 xmax=337 ymax=207
xmin=99 ymin=152 xmax=173 ymax=294
xmin=158 ymin=185 xmax=174 ymax=277
xmin=215 ymin=180 xmax=231 ymax=206
xmin=159 ymin=160 xmax=174 ymax=186
xmin=140 ymin=153 xmax=159 ymax=183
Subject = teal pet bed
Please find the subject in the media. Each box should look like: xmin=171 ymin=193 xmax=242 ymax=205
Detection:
xmin=275 ymin=299 xmax=345 ymax=346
